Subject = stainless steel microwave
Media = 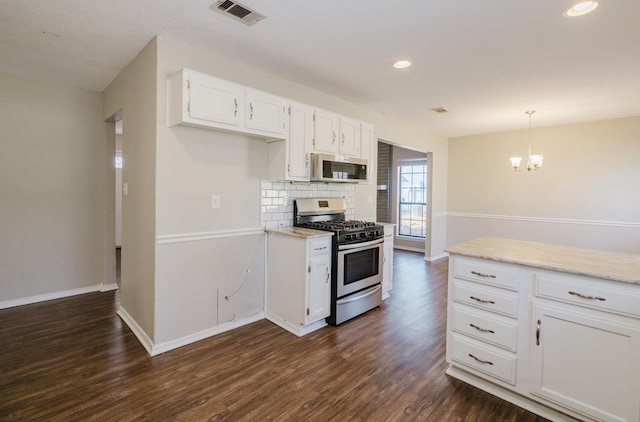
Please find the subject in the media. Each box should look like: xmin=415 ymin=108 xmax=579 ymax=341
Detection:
xmin=310 ymin=153 xmax=368 ymax=183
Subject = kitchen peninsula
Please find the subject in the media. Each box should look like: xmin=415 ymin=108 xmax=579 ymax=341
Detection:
xmin=445 ymin=237 xmax=640 ymax=422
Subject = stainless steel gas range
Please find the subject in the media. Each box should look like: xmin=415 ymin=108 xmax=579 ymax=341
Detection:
xmin=294 ymin=198 xmax=384 ymax=325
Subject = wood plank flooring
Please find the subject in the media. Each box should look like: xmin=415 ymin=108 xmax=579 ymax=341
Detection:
xmin=0 ymin=250 xmax=550 ymax=421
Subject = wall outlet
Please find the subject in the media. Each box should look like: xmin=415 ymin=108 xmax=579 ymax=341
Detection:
xmin=211 ymin=195 xmax=220 ymax=209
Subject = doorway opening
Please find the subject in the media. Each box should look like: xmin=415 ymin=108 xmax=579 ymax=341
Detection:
xmin=376 ymin=140 xmax=432 ymax=255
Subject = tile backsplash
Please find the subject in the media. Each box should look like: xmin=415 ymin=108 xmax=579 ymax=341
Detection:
xmin=260 ymin=181 xmax=356 ymax=229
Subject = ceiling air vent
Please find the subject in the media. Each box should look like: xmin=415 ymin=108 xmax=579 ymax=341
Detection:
xmin=212 ymin=1 xmax=265 ymax=26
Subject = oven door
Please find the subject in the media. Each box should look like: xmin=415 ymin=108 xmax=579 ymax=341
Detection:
xmin=336 ymin=238 xmax=384 ymax=298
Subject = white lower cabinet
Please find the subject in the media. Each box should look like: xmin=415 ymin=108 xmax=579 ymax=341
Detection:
xmin=266 ymin=233 xmax=332 ymax=336
xmin=446 ymin=255 xmax=640 ymax=422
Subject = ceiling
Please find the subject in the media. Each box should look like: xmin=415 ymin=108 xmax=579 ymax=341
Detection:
xmin=1 ymin=0 xmax=639 ymax=138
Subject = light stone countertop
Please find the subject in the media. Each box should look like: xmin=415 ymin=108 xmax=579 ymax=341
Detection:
xmin=445 ymin=237 xmax=640 ymax=285
xmin=264 ymin=227 xmax=334 ymax=239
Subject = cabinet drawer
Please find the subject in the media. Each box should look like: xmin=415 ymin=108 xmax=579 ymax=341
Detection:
xmin=309 ymin=238 xmax=331 ymax=256
xmin=453 ymin=280 xmax=519 ymax=318
xmin=535 ymin=272 xmax=640 ymax=319
xmin=453 ymin=257 xmax=521 ymax=291
xmin=450 ymin=334 xmax=517 ymax=385
xmin=451 ymin=304 xmax=518 ymax=352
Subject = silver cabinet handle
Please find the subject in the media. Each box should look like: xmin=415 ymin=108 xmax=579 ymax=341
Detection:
xmin=468 ymin=354 xmax=493 ymax=365
xmin=471 ymin=270 xmax=496 ymax=279
xmin=305 ymin=153 xmax=309 ymax=168
xmin=332 ymin=131 xmax=336 ymax=144
xmin=470 ymin=323 xmax=495 ymax=334
xmin=249 ymin=102 xmax=254 ymax=120
xmin=536 ymin=319 xmax=541 ymax=346
xmin=341 ymin=132 xmax=345 ymax=145
xmin=568 ymin=291 xmax=606 ymax=301
xmin=470 ymin=296 xmax=495 ymax=304
xmin=234 ymin=98 xmax=238 ymax=117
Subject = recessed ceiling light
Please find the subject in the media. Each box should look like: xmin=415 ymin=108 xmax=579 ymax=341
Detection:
xmin=393 ymin=60 xmax=412 ymax=69
xmin=564 ymin=1 xmax=598 ymax=17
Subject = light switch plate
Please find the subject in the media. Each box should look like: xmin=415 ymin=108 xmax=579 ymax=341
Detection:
xmin=211 ymin=195 xmax=220 ymax=209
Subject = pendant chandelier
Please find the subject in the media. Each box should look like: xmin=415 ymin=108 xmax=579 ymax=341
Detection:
xmin=510 ymin=110 xmax=544 ymax=171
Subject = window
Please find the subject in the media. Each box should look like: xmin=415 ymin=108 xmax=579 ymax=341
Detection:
xmin=398 ymin=163 xmax=427 ymax=238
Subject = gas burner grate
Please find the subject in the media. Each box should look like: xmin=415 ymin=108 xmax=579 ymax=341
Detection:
xmin=304 ymin=220 xmax=377 ymax=232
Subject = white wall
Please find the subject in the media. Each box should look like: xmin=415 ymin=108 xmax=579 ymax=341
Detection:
xmin=103 ymin=38 xmax=158 ymax=340
xmin=0 ymin=72 xmax=105 ymax=306
xmin=447 ymin=116 xmax=640 ymax=253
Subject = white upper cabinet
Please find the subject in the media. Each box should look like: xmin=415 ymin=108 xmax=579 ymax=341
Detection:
xmin=313 ymin=109 xmax=340 ymax=154
xmin=360 ymin=123 xmax=376 ymax=183
xmin=244 ymin=89 xmax=287 ymax=136
xmin=188 ymin=70 xmax=243 ymax=127
xmin=167 ymin=68 xmax=285 ymax=138
xmin=168 ymin=68 xmax=375 ymax=176
xmin=287 ymin=102 xmax=313 ymax=181
xmin=339 ymin=116 xmax=361 ymax=157
xmin=312 ymin=109 xmax=362 ymax=158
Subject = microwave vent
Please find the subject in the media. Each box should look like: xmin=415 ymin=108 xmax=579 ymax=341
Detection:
xmin=212 ymin=1 xmax=266 ymax=26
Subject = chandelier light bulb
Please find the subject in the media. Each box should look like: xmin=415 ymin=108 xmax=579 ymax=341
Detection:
xmin=509 ymin=111 xmax=544 ymax=172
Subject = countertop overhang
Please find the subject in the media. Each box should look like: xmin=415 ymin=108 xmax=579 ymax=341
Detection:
xmin=264 ymin=227 xmax=334 ymax=239
xmin=445 ymin=237 xmax=640 ymax=285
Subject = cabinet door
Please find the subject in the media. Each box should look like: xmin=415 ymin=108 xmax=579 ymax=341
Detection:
xmin=287 ymin=102 xmax=313 ymax=181
xmin=188 ymin=71 xmax=243 ymax=126
xmin=360 ymin=123 xmax=376 ymax=183
xmin=245 ymin=89 xmax=287 ymax=136
xmin=531 ymin=303 xmax=640 ymax=422
xmin=339 ymin=117 xmax=361 ymax=157
xmin=306 ymin=255 xmax=331 ymax=324
xmin=313 ymin=109 xmax=340 ymax=154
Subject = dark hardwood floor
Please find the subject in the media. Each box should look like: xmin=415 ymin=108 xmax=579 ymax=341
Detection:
xmin=0 ymin=250 xmax=549 ymax=421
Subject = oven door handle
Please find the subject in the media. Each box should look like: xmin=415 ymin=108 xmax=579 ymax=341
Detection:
xmin=337 ymin=284 xmax=382 ymax=304
xmin=338 ymin=238 xmax=384 ymax=250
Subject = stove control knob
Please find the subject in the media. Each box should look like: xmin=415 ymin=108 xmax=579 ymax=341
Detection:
xmin=360 ymin=233 xmax=367 ymax=238
xmin=345 ymin=234 xmax=352 ymax=241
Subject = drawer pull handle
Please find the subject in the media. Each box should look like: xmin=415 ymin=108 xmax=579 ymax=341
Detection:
xmin=470 ymin=323 xmax=495 ymax=334
xmin=470 ymin=296 xmax=495 ymax=304
xmin=568 ymin=291 xmax=606 ymax=301
xmin=471 ymin=270 xmax=496 ymax=279
xmin=468 ymin=354 xmax=493 ymax=365
xmin=536 ymin=319 xmax=541 ymax=346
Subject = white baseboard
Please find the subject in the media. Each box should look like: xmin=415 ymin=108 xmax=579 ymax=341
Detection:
xmin=151 ymin=312 xmax=265 ymax=356
xmin=394 ymin=245 xmax=425 ymax=253
xmin=100 ymin=283 xmax=119 ymax=292
xmin=265 ymin=312 xmax=327 ymax=337
xmin=425 ymin=253 xmax=448 ymax=262
xmin=0 ymin=284 xmax=102 ymax=309
xmin=117 ymin=306 xmax=154 ymax=355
